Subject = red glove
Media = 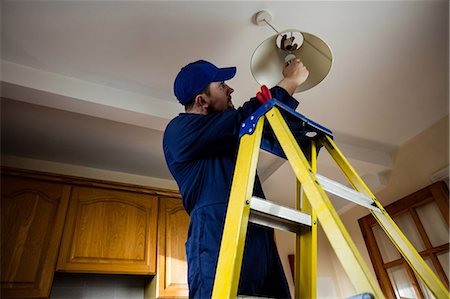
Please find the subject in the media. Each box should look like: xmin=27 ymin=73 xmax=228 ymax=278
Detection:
xmin=256 ymin=85 xmax=272 ymax=104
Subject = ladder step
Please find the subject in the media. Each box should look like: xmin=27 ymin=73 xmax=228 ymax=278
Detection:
xmin=345 ymin=293 xmax=375 ymax=299
xmin=315 ymin=174 xmax=382 ymax=213
xmin=249 ymin=196 xmax=312 ymax=234
xmin=237 ymin=296 xmax=272 ymax=299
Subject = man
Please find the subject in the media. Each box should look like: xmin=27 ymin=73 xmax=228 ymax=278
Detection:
xmin=163 ymin=58 xmax=308 ymax=298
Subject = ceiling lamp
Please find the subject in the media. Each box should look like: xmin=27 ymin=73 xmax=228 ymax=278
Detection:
xmin=251 ymin=10 xmax=333 ymax=93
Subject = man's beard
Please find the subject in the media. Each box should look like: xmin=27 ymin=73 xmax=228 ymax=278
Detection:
xmin=227 ymin=95 xmax=234 ymax=109
xmin=207 ymin=97 xmax=234 ymax=114
xmin=206 ymin=105 xmax=219 ymax=114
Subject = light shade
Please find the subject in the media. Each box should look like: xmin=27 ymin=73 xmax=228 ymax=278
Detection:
xmin=251 ymin=29 xmax=333 ymax=93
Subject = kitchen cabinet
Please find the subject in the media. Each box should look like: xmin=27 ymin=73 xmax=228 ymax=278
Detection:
xmin=147 ymin=197 xmax=189 ymax=298
xmin=57 ymin=185 xmax=158 ymax=274
xmin=1 ymin=175 xmax=71 ymax=298
xmin=1 ymin=167 xmax=185 ymax=298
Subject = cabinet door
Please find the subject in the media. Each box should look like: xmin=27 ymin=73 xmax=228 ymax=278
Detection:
xmin=1 ymin=176 xmax=70 ymax=298
xmin=155 ymin=197 xmax=189 ymax=298
xmin=57 ymin=185 xmax=158 ymax=274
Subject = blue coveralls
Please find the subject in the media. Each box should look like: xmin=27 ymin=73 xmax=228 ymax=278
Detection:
xmin=163 ymin=86 xmax=297 ymax=299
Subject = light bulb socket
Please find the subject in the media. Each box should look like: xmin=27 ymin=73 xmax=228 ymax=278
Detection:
xmin=285 ymin=54 xmax=297 ymax=64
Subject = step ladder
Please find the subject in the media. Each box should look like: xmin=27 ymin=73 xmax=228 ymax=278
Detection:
xmin=211 ymin=98 xmax=449 ymax=299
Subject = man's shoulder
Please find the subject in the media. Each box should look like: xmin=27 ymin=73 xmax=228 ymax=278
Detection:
xmin=164 ymin=113 xmax=205 ymax=140
xmin=166 ymin=113 xmax=204 ymax=129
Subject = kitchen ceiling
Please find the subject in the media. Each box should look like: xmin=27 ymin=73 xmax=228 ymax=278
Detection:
xmin=1 ymin=1 xmax=448 ymax=208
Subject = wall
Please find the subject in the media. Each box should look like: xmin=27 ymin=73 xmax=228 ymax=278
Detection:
xmin=50 ymin=273 xmax=146 ymax=299
xmin=275 ymin=226 xmax=343 ymax=298
xmin=1 ymin=155 xmax=178 ymax=190
xmin=269 ymin=115 xmax=449 ymax=298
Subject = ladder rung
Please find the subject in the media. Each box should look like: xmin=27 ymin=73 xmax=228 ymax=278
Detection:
xmin=315 ymin=174 xmax=382 ymax=213
xmin=346 ymin=293 xmax=375 ymax=299
xmin=249 ymin=196 xmax=312 ymax=234
xmin=237 ymin=296 xmax=272 ymax=299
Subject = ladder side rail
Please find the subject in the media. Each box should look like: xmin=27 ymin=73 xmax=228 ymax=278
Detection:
xmin=322 ymin=135 xmax=449 ymax=299
xmin=266 ymin=107 xmax=385 ymax=298
xmin=296 ymin=140 xmax=318 ymax=299
xmin=211 ymin=116 xmax=265 ymax=299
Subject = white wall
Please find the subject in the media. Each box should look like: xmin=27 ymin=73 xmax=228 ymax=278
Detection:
xmin=1 ymin=155 xmax=178 ymax=190
xmin=269 ymin=115 xmax=449 ymax=298
xmin=50 ymin=273 xmax=146 ymax=299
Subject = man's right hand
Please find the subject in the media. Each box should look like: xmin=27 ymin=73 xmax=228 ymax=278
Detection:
xmin=277 ymin=58 xmax=309 ymax=95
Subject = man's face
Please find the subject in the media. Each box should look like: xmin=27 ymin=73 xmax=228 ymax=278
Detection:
xmin=204 ymin=81 xmax=234 ymax=113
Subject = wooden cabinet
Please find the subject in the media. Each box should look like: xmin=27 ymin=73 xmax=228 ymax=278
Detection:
xmin=1 ymin=168 xmax=185 ymax=298
xmin=57 ymin=185 xmax=158 ymax=274
xmin=1 ymin=175 xmax=70 ymax=298
xmin=147 ymin=197 xmax=189 ymax=298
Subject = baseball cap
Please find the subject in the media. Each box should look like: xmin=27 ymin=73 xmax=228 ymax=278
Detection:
xmin=174 ymin=60 xmax=236 ymax=105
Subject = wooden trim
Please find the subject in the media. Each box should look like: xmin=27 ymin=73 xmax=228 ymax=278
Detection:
xmin=429 ymin=253 xmax=449 ymax=288
xmin=360 ymin=182 xmax=448 ymax=227
xmin=381 ymin=244 xmax=449 ymax=268
xmin=429 ymin=182 xmax=449 ymax=225
xmin=410 ymin=207 xmax=433 ymax=249
xmin=370 ymin=182 xmax=448 ymax=222
xmin=405 ymin=261 xmax=425 ymax=298
xmin=383 ymin=258 xmax=406 ymax=269
xmin=1 ymin=166 xmax=181 ymax=198
xmin=358 ymin=217 xmax=396 ymax=298
xmin=39 ymin=185 xmax=72 ymax=296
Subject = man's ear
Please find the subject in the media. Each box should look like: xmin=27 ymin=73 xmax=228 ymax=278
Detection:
xmin=195 ymin=95 xmax=208 ymax=108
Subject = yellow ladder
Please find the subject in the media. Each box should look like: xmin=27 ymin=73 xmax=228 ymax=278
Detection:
xmin=211 ymin=99 xmax=449 ymax=299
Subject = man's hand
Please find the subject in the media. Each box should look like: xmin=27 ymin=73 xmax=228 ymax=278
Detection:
xmin=277 ymin=58 xmax=309 ymax=95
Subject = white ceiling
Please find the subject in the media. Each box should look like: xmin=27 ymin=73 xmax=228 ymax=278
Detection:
xmin=1 ymin=1 xmax=448 ymax=210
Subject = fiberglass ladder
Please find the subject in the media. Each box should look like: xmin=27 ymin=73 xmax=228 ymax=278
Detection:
xmin=211 ymin=97 xmax=449 ymax=299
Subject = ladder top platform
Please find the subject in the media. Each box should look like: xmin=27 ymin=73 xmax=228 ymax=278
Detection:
xmin=239 ymin=99 xmax=334 ymax=158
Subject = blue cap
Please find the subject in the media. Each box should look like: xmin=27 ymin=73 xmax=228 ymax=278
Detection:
xmin=174 ymin=60 xmax=236 ymax=105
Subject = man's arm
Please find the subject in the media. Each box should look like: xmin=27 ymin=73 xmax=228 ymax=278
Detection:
xmin=277 ymin=59 xmax=309 ymax=95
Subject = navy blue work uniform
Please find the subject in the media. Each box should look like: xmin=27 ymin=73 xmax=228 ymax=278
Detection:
xmin=163 ymin=86 xmax=297 ymax=299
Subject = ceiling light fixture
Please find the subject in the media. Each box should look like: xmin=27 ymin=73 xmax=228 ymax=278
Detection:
xmin=251 ymin=10 xmax=333 ymax=93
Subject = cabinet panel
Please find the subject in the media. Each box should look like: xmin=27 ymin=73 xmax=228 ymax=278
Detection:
xmin=1 ymin=176 xmax=70 ymax=297
xmin=153 ymin=197 xmax=189 ymax=298
xmin=57 ymin=186 xmax=158 ymax=274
